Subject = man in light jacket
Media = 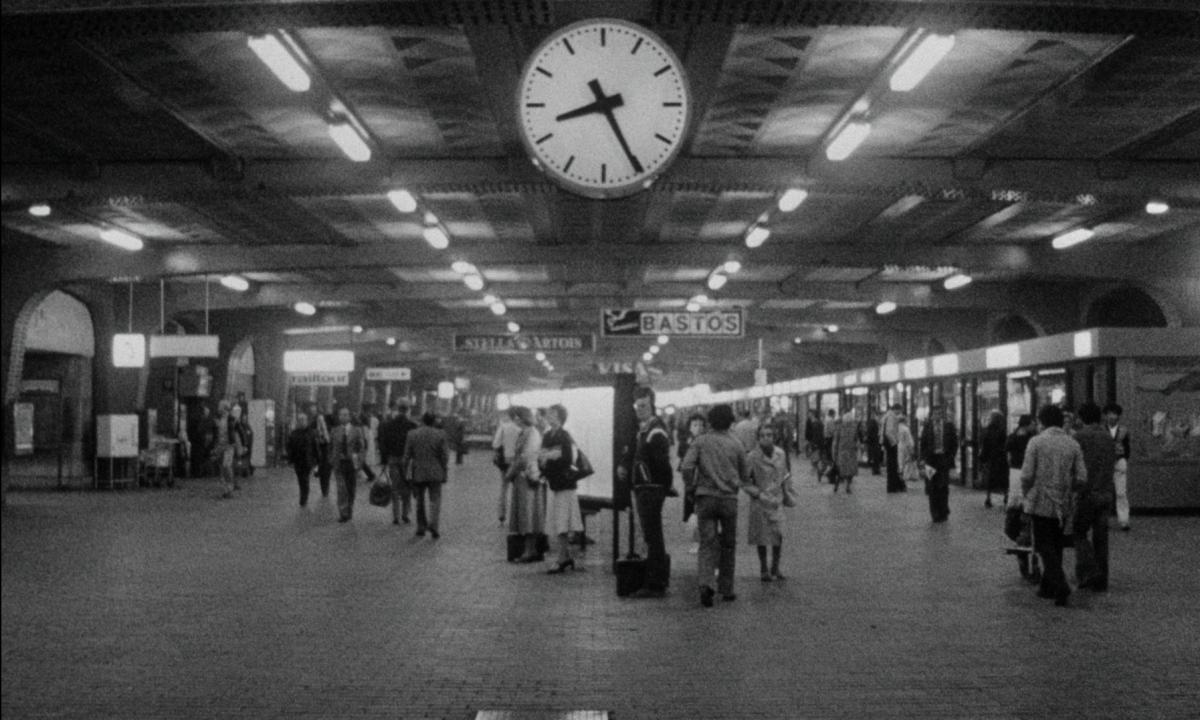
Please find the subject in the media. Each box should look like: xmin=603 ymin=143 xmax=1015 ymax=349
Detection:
xmin=403 ymin=411 xmax=449 ymax=539
xmin=1021 ymin=404 xmax=1086 ymax=607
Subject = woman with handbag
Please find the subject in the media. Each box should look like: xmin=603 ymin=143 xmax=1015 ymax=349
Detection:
xmin=505 ymin=406 xmax=545 ymax=563
xmin=538 ymin=404 xmax=585 ymax=574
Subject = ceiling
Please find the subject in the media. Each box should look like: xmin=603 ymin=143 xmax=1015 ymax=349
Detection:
xmin=2 ymin=0 xmax=1198 ymax=394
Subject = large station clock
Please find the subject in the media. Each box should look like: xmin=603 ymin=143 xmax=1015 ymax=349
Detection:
xmin=516 ymin=19 xmax=692 ymax=199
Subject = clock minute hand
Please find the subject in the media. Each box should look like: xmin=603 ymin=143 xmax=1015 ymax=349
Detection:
xmin=588 ymin=79 xmax=643 ymax=174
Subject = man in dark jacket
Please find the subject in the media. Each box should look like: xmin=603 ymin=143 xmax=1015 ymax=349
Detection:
xmin=378 ymin=401 xmax=418 ymax=525
xmin=919 ymin=404 xmax=959 ymax=523
xmin=286 ymin=413 xmax=320 ymax=507
xmin=402 ymin=411 xmax=450 ymax=539
xmin=1073 ymin=402 xmax=1115 ymax=591
xmin=619 ymin=387 xmax=674 ymax=598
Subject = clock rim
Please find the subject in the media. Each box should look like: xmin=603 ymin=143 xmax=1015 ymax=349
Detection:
xmin=514 ymin=17 xmax=692 ymax=200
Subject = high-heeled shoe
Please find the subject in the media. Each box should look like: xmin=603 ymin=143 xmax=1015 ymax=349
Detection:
xmin=516 ymin=554 xmax=540 ymax=564
xmin=546 ymin=559 xmax=575 ymax=574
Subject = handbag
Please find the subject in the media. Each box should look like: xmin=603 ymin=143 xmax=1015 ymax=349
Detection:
xmin=569 ymin=444 xmax=594 ymax=482
xmin=492 ymin=446 xmax=507 ymax=470
xmin=368 ymin=470 xmax=392 ymax=507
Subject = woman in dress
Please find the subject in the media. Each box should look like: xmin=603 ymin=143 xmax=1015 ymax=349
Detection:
xmin=978 ymin=409 xmax=1008 ymax=508
xmin=830 ymin=409 xmax=860 ymax=493
xmin=538 ymin=404 xmax=584 ymax=573
xmin=505 ymin=406 xmax=545 ymax=563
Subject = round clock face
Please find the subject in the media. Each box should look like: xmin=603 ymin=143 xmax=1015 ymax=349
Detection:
xmin=517 ymin=19 xmax=691 ymax=199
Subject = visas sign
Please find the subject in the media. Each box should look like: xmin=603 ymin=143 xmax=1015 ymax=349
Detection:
xmin=454 ymin=334 xmax=595 ymax=353
xmin=365 ymin=367 xmax=411 ymax=382
xmin=601 ymin=308 xmax=744 ymax=337
xmin=288 ymin=372 xmax=350 ymax=387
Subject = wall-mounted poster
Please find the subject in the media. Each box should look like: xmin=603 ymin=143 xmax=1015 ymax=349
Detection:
xmin=1134 ymin=360 xmax=1200 ymax=462
xmin=13 ymin=402 xmax=34 ymax=455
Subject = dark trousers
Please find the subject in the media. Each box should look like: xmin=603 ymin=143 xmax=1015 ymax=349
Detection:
xmin=335 ymin=461 xmax=356 ymax=520
xmin=414 ymin=482 xmax=443 ymax=533
xmin=1033 ymin=515 xmax=1070 ymax=601
xmin=634 ymin=485 xmax=669 ymax=591
xmin=885 ymin=442 xmax=904 ymax=492
xmin=868 ymin=441 xmax=882 ymax=475
xmin=696 ymin=495 xmax=738 ymax=595
xmin=1074 ymin=496 xmax=1110 ymax=587
xmin=293 ymin=464 xmax=313 ymax=506
xmin=455 ymin=446 xmax=465 ymax=465
xmin=926 ymin=457 xmax=952 ymax=521
xmin=387 ymin=457 xmax=412 ymax=523
xmin=316 ymin=447 xmax=332 ymax=497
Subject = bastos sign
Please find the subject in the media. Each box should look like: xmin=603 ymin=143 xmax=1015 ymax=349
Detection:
xmin=601 ymin=308 xmax=744 ymax=337
xmin=454 ymin=334 xmax=596 ymax=353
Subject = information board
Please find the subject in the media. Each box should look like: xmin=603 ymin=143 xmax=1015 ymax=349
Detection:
xmin=601 ymin=309 xmax=743 ymax=337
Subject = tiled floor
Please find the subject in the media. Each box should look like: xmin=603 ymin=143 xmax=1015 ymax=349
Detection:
xmin=3 ymin=454 xmax=1198 ymax=719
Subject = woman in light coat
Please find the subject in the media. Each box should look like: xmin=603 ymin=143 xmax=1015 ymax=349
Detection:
xmin=897 ymin=415 xmax=919 ymax=484
xmin=830 ymin=409 xmax=860 ymax=493
xmin=746 ymin=424 xmax=796 ymax=580
xmin=505 ymin=406 xmax=545 ymax=563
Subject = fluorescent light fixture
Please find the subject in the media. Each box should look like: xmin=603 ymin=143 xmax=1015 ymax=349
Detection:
xmin=642 ymin=352 xmax=653 ymax=362
xmin=723 ymin=260 xmax=742 ymax=274
xmin=385 ymin=337 xmax=397 ymax=346
xmin=351 ymin=325 xmax=364 ymax=334
xmin=860 ymin=369 xmax=876 ymax=384
xmin=879 ymin=363 xmax=900 ymax=382
xmin=745 ymin=224 xmax=770 ymax=248
xmin=327 ymin=118 xmax=371 ymax=162
xmin=650 ymin=345 xmax=660 ymax=354
xmin=691 ymin=294 xmax=709 ymax=305
xmin=463 ymin=274 xmax=485 ymax=291
xmin=535 ymin=352 xmax=547 ymax=362
xmin=707 ymin=272 xmax=728 ymax=291
xmin=293 ymin=301 xmax=317 ymax=316
xmin=490 ymin=301 xmax=507 ymax=316
xmin=825 ymin=121 xmax=871 ymax=161
xmin=1145 ymin=200 xmax=1169 ymax=215
xmin=423 ymin=225 xmax=450 ymax=249
xmin=387 ymin=189 xmax=417 ymax=213
xmin=986 ymin=343 xmax=1021 ymax=369
xmin=112 ymin=333 xmax=146 ymax=368
xmin=282 ymin=325 xmax=350 ymax=336
xmin=496 ymin=393 xmax=511 ymax=411
xmin=451 ymin=260 xmax=477 ymax=275
xmin=875 ymin=301 xmax=897 ymax=315
xmin=827 ymin=324 xmax=839 ymax=333
xmin=219 ymin=274 xmax=249 ymax=292
xmin=686 ymin=301 xmax=701 ymax=312
xmin=903 ymin=358 xmax=928 ymax=379
xmin=283 ymin=350 xmax=355 ymax=373
xmin=943 ymin=273 xmax=972 ymax=290
xmin=931 ymin=353 xmax=959 ymax=376
xmin=890 ymin=33 xmax=955 ymax=92
xmin=778 ymin=188 xmax=809 ymax=212
xmin=483 ymin=294 xmax=498 ymax=305
xmin=507 ymin=321 xmax=520 ymax=333
xmin=437 ymin=381 xmax=455 ymax=400
xmin=657 ymin=335 xmax=669 ymax=345
xmin=1051 ymin=228 xmax=1094 ymax=250
xmin=1073 ymin=331 xmax=1094 ymax=358
xmin=99 ymin=228 xmax=144 ymax=252
xmin=247 ymin=34 xmax=311 ymax=92
xmin=28 ymin=203 xmax=51 ymax=217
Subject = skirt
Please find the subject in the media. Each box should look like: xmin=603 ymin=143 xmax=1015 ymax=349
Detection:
xmin=547 ymin=488 xmax=584 ymax=535
xmin=746 ymin=502 xmax=783 ymax=546
xmin=508 ymin=475 xmax=546 ymax=535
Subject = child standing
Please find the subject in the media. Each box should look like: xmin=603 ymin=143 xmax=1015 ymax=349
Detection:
xmin=746 ymin=424 xmax=797 ymax=581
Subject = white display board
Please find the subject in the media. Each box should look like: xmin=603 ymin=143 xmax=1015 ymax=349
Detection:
xmin=96 ymin=414 xmax=139 ymax=458
xmin=509 ymin=386 xmax=614 ymax=501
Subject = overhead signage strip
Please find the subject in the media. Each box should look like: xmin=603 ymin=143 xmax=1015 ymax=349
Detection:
xmin=454 ymin=334 xmax=596 ymax=353
xmin=601 ymin=309 xmax=744 ymax=337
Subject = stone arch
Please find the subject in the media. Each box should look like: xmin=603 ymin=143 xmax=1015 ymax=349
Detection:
xmin=1083 ymin=285 xmax=1171 ymax=328
xmin=5 ymin=289 xmax=95 ymax=405
xmin=989 ymin=313 xmax=1042 ymax=344
xmin=225 ymin=337 xmax=256 ymax=403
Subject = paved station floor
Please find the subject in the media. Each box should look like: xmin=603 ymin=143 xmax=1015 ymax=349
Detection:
xmin=3 ymin=453 xmax=1198 ymax=720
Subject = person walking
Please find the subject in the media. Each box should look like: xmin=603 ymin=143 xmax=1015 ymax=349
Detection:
xmin=505 ymin=406 xmax=545 ymax=562
xmin=864 ymin=408 xmax=882 ymax=476
xmin=897 ymin=414 xmax=919 ymax=484
xmin=882 ymin=404 xmax=904 ymax=492
xmin=492 ymin=407 xmax=522 ymax=525
xmin=329 ymin=406 xmax=366 ymax=522
xmin=286 ymin=412 xmax=320 ymax=507
xmin=1104 ymin=403 xmax=1132 ymax=531
xmin=212 ymin=400 xmax=240 ymax=499
xmin=402 ymin=411 xmax=449 ymax=539
xmin=1073 ymin=402 xmax=1115 ymax=592
xmin=919 ymin=404 xmax=959 ymax=522
xmin=444 ymin=411 xmax=466 ymax=465
xmin=681 ymin=403 xmax=759 ymax=608
xmin=979 ymin=410 xmax=1008 ymax=508
xmin=538 ymin=404 xmax=584 ymax=574
xmin=746 ymin=424 xmax=795 ymax=581
xmin=732 ymin=407 xmax=760 ymax=453
xmin=830 ymin=408 xmax=860 ymax=494
xmin=306 ymin=402 xmax=333 ymax=498
xmin=619 ymin=387 xmax=674 ymax=599
xmin=1005 ymin=414 xmax=1035 ymax=508
xmin=821 ymin=409 xmax=838 ymax=481
xmin=1021 ymin=404 xmax=1086 ymax=607
xmin=379 ymin=401 xmax=418 ymax=525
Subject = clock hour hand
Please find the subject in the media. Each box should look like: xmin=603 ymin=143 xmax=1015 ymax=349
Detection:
xmin=555 ymin=94 xmax=621 ymax=123
xmin=588 ymin=79 xmax=643 ymax=174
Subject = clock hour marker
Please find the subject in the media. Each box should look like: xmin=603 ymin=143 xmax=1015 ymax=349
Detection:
xmin=526 ymin=102 xmax=545 ymax=107
xmin=563 ymin=38 xmax=574 ymax=55
xmin=631 ymin=38 xmax=643 ymax=55
xmin=537 ymin=66 xmax=553 ymax=77
xmin=653 ymin=65 xmax=671 ymax=77
xmin=601 ymin=163 xmax=607 ymax=183
xmin=600 ymin=28 xmax=606 ymax=47
xmin=563 ymin=155 xmax=574 ymax=173
xmin=663 ymin=102 xmax=681 ymax=107
xmin=536 ymin=133 xmax=553 ymax=145
xmin=655 ymin=133 xmax=671 ymax=144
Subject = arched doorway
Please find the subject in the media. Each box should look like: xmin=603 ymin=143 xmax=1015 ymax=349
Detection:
xmin=1085 ymin=287 xmax=1169 ymax=327
xmin=990 ymin=314 xmax=1040 ymax=344
xmin=7 ymin=290 xmax=95 ymax=488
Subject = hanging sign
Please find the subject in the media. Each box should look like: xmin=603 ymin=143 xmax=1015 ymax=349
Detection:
xmin=601 ymin=309 xmax=744 ymax=337
xmin=365 ymin=367 xmax=411 ymax=381
xmin=454 ymin=334 xmax=595 ymax=353
xmin=288 ymin=372 xmax=350 ymax=387
xmin=149 ymin=334 xmax=220 ymax=359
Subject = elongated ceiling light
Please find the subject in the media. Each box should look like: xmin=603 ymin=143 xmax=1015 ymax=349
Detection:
xmin=1145 ymin=200 xmax=1169 ymax=215
xmin=707 ymin=271 xmax=728 ymax=291
xmin=507 ymin=321 xmax=520 ymax=333
xmin=943 ymin=272 xmax=972 ymax=290
xmin=423 ymin=225 xmax=449 ymax=249
xmin=247 ymin=34 xmax=311 ymax=92
xmin=99 ymin=228 xmax=144 ymax=252
xmin=875 ymin=300 xmax=897 ymax=315
xmin=463 ymin=274 xmax=485 ymax=291
xmin=293 ymin=301 xmax=317 ymax=316
xmin=778 ymin=188 xmax=808 ymax=212
xmin=219 ymin=274 xmax=250 ymax=292
xmin=826 ymin=121 xmax=871 ymax=161
xmin=451 ymin=260 xmax=477 ymax=275
xmin=722 ymin=260 xmax=742 ymax=274
xmin=490 ymin=301 xmax=507 ymax=316
xmin=28 ymin=203 xmax=51 ymax=217
xmin=387 ymin=189 xmax=417 ymax=213
xmin=327 ymin=118 xmax=371 ymax=162
xmin=1051 ymin=228 xmax=1095 ymax=250
xmin=745 ymin=224 xmax=770 ymax=248
xmin=890 ymin=33 xmax=956 ymax=92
